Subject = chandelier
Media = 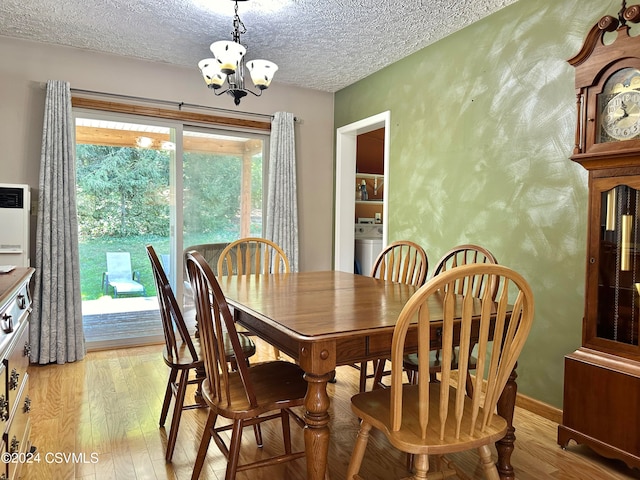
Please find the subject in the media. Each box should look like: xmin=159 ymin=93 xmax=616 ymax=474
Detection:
xmin=198 ymin=0 xmax=278 ymax=106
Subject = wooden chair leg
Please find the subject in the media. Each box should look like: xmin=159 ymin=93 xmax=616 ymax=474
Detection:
xmin=281 ymin=410 xmax=292 ymax=454
xmin=412 ymin=453 xmax=430 ymax=479
xmin=225 ymin=420 xmax=245 ymax=480
xmin=166 ymin=369 xmax=189 ymax=461
xmin=346 ymin=421 xmax=372 ymax=479
xmin=253 ymin=424 xmax=263 ymax=447
xmin=194 ymin=365 xmax=206 ymax=405
xmin=372 ymin=358 xmax=386 ymax=389
xmin=406 ymin=452 xmax=415 ymax=474
xmin=478 ymin=445 xmax=500 ymax=480
xmin=465 ymin=372 xmax=475 ymax=398
xmin=160 ymin=368 xmax=177 ymax=426
xmin=358 ymin=361 xmax=368 ymax=392
xmin=191 ymin=410 xmax=216 ymax=480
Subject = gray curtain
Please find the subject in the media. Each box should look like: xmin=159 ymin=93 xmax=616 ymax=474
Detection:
xmin=266 ymin=112 xmax=299 ymax=271
xmin=30 ymin=80 xmax=85 ymax=364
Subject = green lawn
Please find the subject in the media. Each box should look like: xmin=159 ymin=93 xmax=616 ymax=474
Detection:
xmin=78 ymin=233 xmax=228 ymax=300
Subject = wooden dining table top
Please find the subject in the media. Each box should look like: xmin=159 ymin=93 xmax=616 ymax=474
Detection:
xmin=218 ymin=269 xmax=419 ymax=340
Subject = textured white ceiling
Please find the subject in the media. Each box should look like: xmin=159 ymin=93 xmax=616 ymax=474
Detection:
xmin=0 ymin=0 xmax=518 ymax=92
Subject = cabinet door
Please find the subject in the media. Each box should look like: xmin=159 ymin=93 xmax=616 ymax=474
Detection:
xmin=587 ymin=175 xmax=640 ymax=358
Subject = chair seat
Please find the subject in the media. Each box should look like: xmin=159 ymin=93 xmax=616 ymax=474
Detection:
xmin=202 ymin=360 xmax=307 ymax=416
xmin=109 ymin=279 xmax=145 ymax=295
xmin=351 ymin=383 xmax=508 ymax=455
xmin=163 ymin=342 xmax=203 ymax=370
xmin=163 ymin=332 xmax=256 ymax=370
xmin=403 ymin=349 xmax=478 ymax=373
xmin=222 ymin=331 xmax=257 ymax=360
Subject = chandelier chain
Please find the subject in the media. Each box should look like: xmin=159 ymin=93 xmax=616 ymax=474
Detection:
xmin=232 ymin=1 xmax=247 ymax=44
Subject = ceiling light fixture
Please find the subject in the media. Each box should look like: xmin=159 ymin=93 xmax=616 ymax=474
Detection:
xmin=198 ymin=0 xmax=278 ymax=106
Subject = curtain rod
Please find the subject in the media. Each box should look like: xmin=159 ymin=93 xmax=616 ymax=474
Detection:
xmin=69 ymin=88 xmax=278 ymax=121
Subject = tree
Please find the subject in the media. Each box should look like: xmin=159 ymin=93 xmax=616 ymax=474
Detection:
xmin=76 ymin=145 xmax=170 ymax=238
xmin=183 ymin=152 xmax=262 ymax=238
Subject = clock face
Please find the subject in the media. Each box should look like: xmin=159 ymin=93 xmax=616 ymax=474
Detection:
xmin=601 ymin=91 xmax=640 ymax=140
xmin=598 ymin=68 xmax=640 ymax=143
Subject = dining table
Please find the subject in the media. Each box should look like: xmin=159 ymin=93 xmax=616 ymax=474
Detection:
xmin=218 ymin=270 xmax=519 ymax=480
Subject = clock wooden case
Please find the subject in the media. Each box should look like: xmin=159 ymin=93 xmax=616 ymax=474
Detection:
xmin=557 ymin=4 xmax=640 ymax=468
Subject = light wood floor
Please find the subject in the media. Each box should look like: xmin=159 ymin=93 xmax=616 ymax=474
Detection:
xmin=24 ymin=339 xmax=640 ymax=480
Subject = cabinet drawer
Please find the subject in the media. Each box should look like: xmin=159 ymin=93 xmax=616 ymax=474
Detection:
xmin=6 ymin=374 xmax=30 ymax=480
xmin=0 ymin=362 xmax=8 ymax=435
xmin=5 ymin=324 xmax=29 ymax=417
xmin=0 ymin=435 xmax=5 ymax=480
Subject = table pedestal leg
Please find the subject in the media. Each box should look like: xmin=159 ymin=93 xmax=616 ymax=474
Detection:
xmin=496 ymin=363 xmax=517 ymax=480
xmin=304 ymin=371 xmax=332 ymax=480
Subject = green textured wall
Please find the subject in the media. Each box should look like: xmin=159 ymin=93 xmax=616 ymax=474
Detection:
xmin=334 ymin=0 xmax=622 ymax=408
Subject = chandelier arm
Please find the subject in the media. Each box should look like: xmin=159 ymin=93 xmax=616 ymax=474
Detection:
xmin=211 ymin=88 xmax=230 ymax=97
xmin=244 ymin=88 xmax=263 ymax=97
xmin=213 ymin=86 xmax=263 ymax=97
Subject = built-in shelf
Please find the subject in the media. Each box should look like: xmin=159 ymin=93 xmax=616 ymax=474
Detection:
xmin=356 ymin=173 xmax=383 ymax=200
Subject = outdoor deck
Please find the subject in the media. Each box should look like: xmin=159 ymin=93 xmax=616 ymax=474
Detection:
xmin=82 ymin=296 xmax=195 ymax=350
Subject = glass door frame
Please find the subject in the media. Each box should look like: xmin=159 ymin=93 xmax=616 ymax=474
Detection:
xmin=73 ymin=108 xmax=271 ymax=315
xmin=74 ymin=108 xmax=182 ymax=348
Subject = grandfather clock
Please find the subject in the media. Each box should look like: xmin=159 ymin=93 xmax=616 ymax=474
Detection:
xmin=557 ymin=2 xmax=640 ymax=468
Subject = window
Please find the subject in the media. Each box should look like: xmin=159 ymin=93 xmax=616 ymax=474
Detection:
xmin=183 ymin=127 xmax=266 ymax=247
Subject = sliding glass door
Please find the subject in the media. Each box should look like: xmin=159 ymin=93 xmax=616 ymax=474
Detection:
xmin=183 ymin=128 xmax=266 ymax=244
xmin=180 ymin=128 xmax=267 ymax=312
xmin=74 ymin=111 xmax=269 ymax=349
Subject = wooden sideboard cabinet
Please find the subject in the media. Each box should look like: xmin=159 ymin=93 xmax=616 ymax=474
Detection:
xmin=0 ymin=268 xmax=34 ymax=480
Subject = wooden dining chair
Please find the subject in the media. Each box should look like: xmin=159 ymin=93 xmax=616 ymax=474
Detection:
xmin=186 ymin=250 xmax=307 ymax=480
xmin=217 ymin=237 xmax=290 ymax=276
xmin=217 ymin=237 xmax=290 ymax=359
xmin=401 ymin=244 xmax=498 ymax=472
xmin=346 ymin=263 xmax=535 ymax=480
xmin=146 ymin=245 xmax=257 ymax=462
xmin=403 ymin=244 xmax=498 ymax=386
xmin=403 ymin=244 xmax=499 ymax=391
xmin=359 ymin=240 xmax=428 ymax=392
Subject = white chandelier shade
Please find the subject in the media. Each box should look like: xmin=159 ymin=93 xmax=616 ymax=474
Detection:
xmin=197 ymin=0 xmax=278 ymax=106
xmin=209 ymin=40 xmax=246 ymax=74
xmin=198 ymin=58 xmax=225 ymax=89
xmin=247 ymin=59 xmax=278 ymax=89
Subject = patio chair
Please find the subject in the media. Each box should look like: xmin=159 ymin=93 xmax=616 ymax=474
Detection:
xmin=102 ymin=251 xmax=146 ymax=297
xmin=182 ymin=242 xmax=230 ymax=307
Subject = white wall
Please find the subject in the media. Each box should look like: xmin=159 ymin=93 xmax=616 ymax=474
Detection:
xmin=0 ymin=35 xmax=335 ymax=271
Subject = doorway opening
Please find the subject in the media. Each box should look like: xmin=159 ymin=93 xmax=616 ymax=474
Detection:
xmin=335 ymin=112 xmax=390 ymax=273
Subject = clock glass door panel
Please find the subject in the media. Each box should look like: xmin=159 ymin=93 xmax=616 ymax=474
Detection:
xmin=595 ymin=181 xmax=640 ymax=349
